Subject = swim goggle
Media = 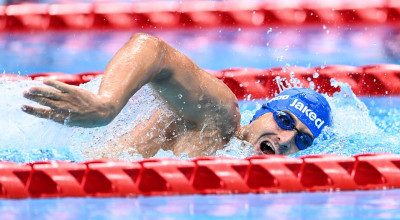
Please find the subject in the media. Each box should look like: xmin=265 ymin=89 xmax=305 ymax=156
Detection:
xmin=271 ymin=109 xmax=314 ymax=150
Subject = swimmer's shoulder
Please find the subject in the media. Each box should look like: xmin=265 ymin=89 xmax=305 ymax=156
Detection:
xmin=141 ymin=33 xmax=241 ymax=135
xmin=197 ymin=74 xmax=241 ymax=139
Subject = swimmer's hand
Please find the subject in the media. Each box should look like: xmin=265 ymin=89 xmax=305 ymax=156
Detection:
xmin=22 ymin=79 xmax=114 ymax=128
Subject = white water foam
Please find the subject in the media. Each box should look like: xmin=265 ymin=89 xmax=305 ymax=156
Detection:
xmin=0 ymin=77 xmax=171 ymax=162
xmin=0 ymin=76 xmax=399 ymax=162
xmin=292 ymin=80 xmax=400 ymax=157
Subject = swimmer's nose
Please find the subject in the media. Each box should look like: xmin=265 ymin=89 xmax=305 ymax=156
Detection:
xmin=276 ymin=129 xmax=297 ymax=150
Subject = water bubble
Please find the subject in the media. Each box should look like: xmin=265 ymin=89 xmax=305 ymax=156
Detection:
xmin=276 ymin=55 xmax=284 ymax=62
xmin=197 ymin=104 xmax=201 ymax=109
xmin=215 ymin=137 xmax=257 ymax=159
xmin=290 ymin=78 xmax=300 ymax=87
xmin=266 ymin=42 xmax=270 ymax=46
xmin=330 ymin=78 xmax=340 ymax=88
xmin=313 ymin=72 xmax=319 ymax=78
xmin=284 ymin=45 xmax=289 ymax=51
xmin=178 ymin=94 xmax=183 ymax=99
xmin=323 ymin=25 xmax=327 ymax=29
xmin=307 ymin=77 xmax=311 ymax=81
xmin=238 ymin=28 xmax=241 ymax=32
xmin=310 ymin=81 xmax=315 ymax=89
xmin=275 ymin=77 xmax=292 ymax=92
xmin=290 ymin=72 xmax=295 ymax=78
xmin=267 ymin=28 xmax=273 ymax=34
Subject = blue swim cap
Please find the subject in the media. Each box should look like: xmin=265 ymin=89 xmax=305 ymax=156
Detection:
xmin=250 ymin=88 xmax=332 ymax=138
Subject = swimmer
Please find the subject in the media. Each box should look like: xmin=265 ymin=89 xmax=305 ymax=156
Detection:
xmin=21 ymin=33 xmax=332 ymax=158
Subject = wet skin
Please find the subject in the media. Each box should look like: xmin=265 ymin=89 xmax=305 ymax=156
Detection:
xmin=239 ymin=111 xmax=314 ymax=155
xmin=22 ymin=33 xmax=312 ymax=158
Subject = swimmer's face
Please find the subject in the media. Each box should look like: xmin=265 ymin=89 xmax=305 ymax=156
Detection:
xmin=240 ymin=111 xmax=314 ymax=155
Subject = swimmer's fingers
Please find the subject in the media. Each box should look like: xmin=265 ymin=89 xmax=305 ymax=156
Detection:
xmin=24 ymin=87 xmax=63 ymax=101
xmin=23 ymin=92 xmax=60 ymax=109
xmin=21 ymin=105 xmax=67 ymax=124
xmin=43 ymin=79 xmax=74 ymax=93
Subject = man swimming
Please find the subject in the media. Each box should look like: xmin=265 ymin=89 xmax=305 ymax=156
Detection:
xmin=21 ymin=33 xmax=332 ymax=158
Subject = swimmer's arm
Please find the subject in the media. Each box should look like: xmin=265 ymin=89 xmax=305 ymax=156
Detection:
xmin=23 ymin=33 xmax=240 ymax=129
xmin=22 ymin=33 xmax=166 ymax=127
xmin=96 ymin=33 xmax=167 ymax=119
xmin=99 ymin=33 xmax=240 ymax=128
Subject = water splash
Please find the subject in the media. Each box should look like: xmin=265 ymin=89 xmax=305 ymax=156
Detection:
xmin=292 ymin=81 xmax=400 ymax=157
xmin=69 ymin=77 xmax=171 ymax=161
xmin=216 ymin=138 xmax=257 ymax=158
xmin=0 ymin=78 xmax=170 ymax=162
xmin=0 ymin=79 xmax=84 ymax=162
xmin=0 ymin=77 xmax=399 ymax=162
xmin=233 ymin=80 xmax=400 ymax=159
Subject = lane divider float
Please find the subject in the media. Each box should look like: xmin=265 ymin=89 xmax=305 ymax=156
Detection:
xmin=0 ymin=1 xmax=399 ymax=31
xmin=3 ymin=64 xmax=400 ymax=98
xmin=1 ymin=154 xmax=400 ymax=198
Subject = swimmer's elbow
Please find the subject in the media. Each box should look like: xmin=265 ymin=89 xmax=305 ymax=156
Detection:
xmin=129 ymin=33 xmax=167 ymax=68
xmin=129 ymin=33 xmax=165 ymax=52
xmin=129 ymin=33 xmax=155 ymax=42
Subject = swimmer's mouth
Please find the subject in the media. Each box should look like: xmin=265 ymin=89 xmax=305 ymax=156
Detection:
xmin=260 ymin=141 xmax=276 ymax=155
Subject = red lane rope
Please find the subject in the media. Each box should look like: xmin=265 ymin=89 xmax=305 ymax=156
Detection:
xmin=1 ymin=154 xmax=400 ymax=198
xmin=3 ymin=64 xmax=400 ymax=98
xmin=0 ymin=1 xmax=399 ymax=31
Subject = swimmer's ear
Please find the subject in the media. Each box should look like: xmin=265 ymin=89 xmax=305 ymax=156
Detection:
xmin=43 ymin=79 xmax=74 ymax=93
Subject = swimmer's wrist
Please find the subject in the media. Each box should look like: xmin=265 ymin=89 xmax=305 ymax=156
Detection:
xmin=98 ymin=96 xmax=119 ymax=124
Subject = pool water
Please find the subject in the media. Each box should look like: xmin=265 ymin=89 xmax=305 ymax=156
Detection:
xmin=1 ymin=26 xmax=399 ymax=75
xmin=1 ymin=26 xmax=399 ymax=161
xmin=1 ymin=79 xmax=399 ymax=162
xmin=0 ymin=26 xmax=399 ymax=219
xmin=1 ymin=189 xmax=400 ymax=219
